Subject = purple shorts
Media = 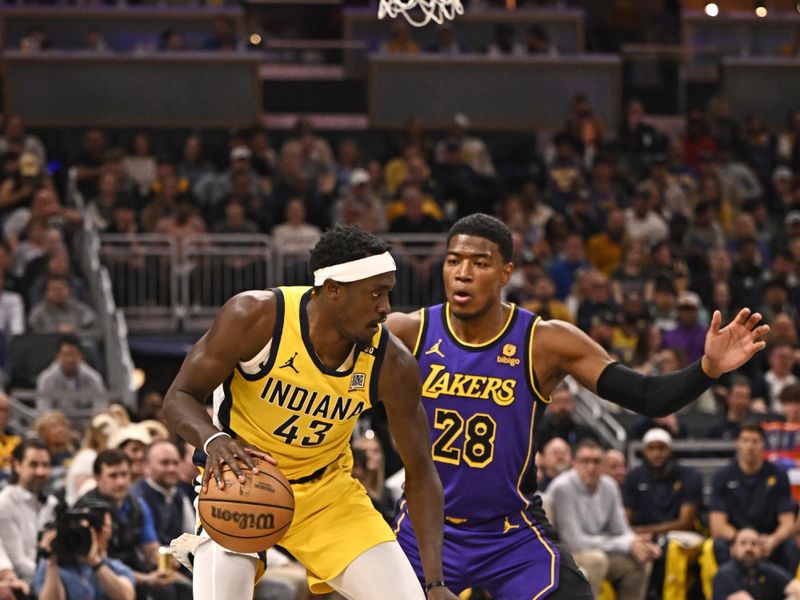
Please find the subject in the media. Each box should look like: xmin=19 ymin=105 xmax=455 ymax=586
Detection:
xmin=394 ymin=503 xmax=561 ymax=599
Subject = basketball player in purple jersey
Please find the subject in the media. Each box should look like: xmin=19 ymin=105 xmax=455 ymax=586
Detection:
xmin=387 ymin=213 xmax=769 ymax=599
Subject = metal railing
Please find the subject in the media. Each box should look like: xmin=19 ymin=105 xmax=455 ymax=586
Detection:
xmin=563 ymin=376 xmax=628 ymax=451
xmin=71 ymin=168 xmax=137 ymax=410
xmin=98 ymin=232 xmax=448 ymax=332
xmin=9 ymin=389 xmax=123 ymax=433
xmin=101 ymin=233 xmax=180 ymax=330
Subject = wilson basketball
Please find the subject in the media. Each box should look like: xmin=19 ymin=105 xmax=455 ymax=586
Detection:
xmin=198 ymin=459 xmax=294 ymax=553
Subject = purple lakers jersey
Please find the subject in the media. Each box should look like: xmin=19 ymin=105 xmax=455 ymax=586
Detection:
xmin=415 ymin=302 xmax=549 ymax=523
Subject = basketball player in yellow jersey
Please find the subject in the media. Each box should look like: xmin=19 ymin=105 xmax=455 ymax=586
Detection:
xmin=164 ymin=226 xmax=459 ymax=600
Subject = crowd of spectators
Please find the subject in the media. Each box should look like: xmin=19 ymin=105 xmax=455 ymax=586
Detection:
xmin=0 ymin=57 xmax=797 ymax=598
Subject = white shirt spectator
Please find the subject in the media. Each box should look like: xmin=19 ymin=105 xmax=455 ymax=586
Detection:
xmin=766 ymin=371 xmax=798 ymax=413
xmin=624 ymin=208 xmax=668 ymax=243
xmin=0 ymin=484 xmax=57 ymax=582
xmin=64 ymin=447 xmax=98 ymax=507
xmin=0 ymin=290 xmax=24 ymax=336
xmin=0 ymin=534 xmax=13 ymax=574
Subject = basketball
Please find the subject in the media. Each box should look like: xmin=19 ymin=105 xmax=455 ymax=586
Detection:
xmin=198 ymin=459 xmax=295 ymax=553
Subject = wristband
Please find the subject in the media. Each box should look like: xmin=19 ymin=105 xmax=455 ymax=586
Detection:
xmin=203 ymin=431 xmax=231 ymax=454
xmin=91 ymin=560 xmax=106 ymax=571
xmin=425 ymin=580 xmax=446 ymax=594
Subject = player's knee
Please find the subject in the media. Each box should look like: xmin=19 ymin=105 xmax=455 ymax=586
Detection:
xmin=193 ymin=540 xmax=259 ymax=598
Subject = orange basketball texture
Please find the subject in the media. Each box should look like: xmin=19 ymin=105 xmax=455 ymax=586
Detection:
xmin=198 ymin=459 xmax=294 ymax=553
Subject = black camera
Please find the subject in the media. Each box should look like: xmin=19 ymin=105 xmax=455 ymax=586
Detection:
xmin=53 ymin=505 xmax=107 ymax=559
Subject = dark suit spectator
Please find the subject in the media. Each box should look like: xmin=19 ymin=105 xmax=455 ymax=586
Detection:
xmin=132 ymin=441 xmax=193 ymax=547
xmin=712 ymin=528 xmax=800 ymax=600
xmin=537 ymin=384 xmax=599 ymax=449
xmin=623 ymin=429 xmax=704 ymax=599
xmin=622 ymin=428 xmax=703 ymax=536
xmin=702 ymin=423 xmax=800 ymax=592
xmin=705 ymin=377 xmax=759 ymax=440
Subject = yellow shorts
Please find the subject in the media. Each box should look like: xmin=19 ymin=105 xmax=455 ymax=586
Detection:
xmin=280 ymin=452 xmax=396 ymax=594
xmin=196 ymin=453 xmax=393 ymax=592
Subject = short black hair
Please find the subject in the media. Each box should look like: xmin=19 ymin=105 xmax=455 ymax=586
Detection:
xmin=93 ymin=448 xmax=130 ymax=476
xmin=11 ymin=438 xmax=49 ymax=483
xmin=12 ymin=437 xmax=48 ymax=464
xmin=574 ymin=438 xmax=602 ymax=456
xmin=57 ymin=333 xmax=81 ymax=353
xmin=780 ymin=383 xmax=800 ymax=404
xmin=447 ymin=213 xmax=514 ymax=263
xmin=729 ymin=375 xmax=751 ymax=391
xmin=738 ymin=420 xmax=765 ymax=440
xmin=308 ymin=225 xmax=390 ymax=280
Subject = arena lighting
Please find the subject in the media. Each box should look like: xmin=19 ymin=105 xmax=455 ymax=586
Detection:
xmin=754 ymin=1 xmax=767 ymax=16
xmin=704 ymin=2 xmax=719 ymax=16
xmin=249 ymin=33 xmax=263 ymax=45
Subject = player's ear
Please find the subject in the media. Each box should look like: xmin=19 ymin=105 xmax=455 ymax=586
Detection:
xmin=500 ymin=261 xmax=514 ymax=286
xmin=322 ymin=279 xmax=342 ymax=298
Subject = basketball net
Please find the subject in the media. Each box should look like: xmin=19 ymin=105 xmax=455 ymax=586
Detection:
xmin=378 ymin=0 xmax=464 ymax=27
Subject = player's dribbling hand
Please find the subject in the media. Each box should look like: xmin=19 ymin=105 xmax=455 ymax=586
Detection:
xmin=202 ymin=436 xmax=277 ymax=492
xmin=426 ymin=586 xmax=461 ymax=600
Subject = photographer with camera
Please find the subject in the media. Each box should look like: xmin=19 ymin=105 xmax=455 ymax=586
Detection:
xmin=35 ymin=499 xmax=135 ymax=600
xmin=76 ymin=448 xmax=188 ymax=600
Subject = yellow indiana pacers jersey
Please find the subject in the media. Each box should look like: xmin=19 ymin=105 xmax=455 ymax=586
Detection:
xmin=211 ymin=286 xmax=386 ymax=481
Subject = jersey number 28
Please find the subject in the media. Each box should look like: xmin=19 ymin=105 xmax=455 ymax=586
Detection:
xmin=432 ymin=408 xmax=496 ymax=468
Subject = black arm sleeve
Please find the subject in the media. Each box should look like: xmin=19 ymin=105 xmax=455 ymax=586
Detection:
xmin=596 ymin=359 xmax=715 ymax=418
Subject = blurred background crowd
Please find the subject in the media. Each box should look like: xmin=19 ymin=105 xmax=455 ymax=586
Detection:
xmin=0 ymin=0 xmax=796 ymax=599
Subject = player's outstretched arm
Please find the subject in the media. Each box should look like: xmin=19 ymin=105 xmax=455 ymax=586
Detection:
xmin=534 ymin=308 xmax=769 ymax=417
xmin=379 ymin=336 xmax=459 ymax=600
xmin=163 ymin=291 xmax=277 ymax=491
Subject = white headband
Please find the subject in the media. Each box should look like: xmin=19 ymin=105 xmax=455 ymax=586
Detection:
xmin=313 ymin=252 xmax=396 ymax=286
